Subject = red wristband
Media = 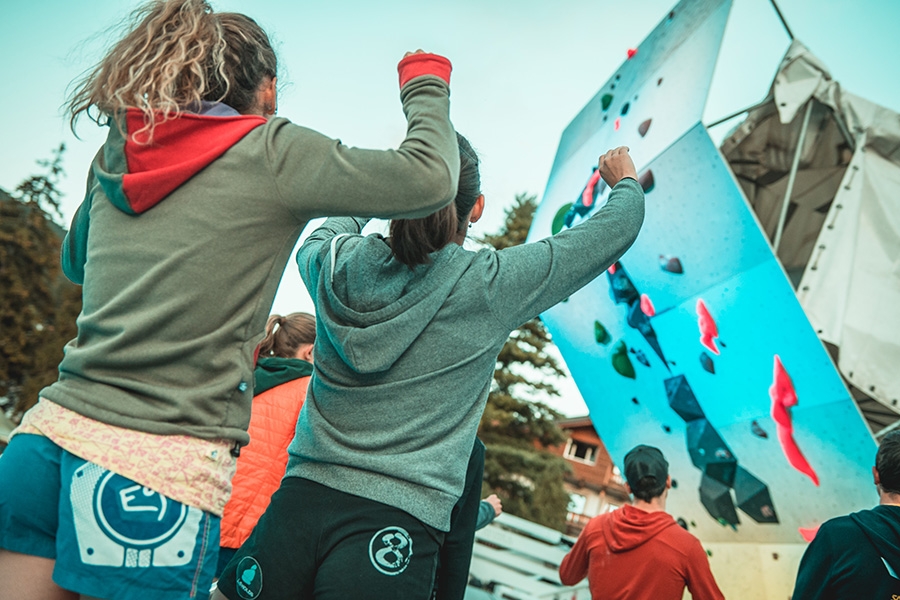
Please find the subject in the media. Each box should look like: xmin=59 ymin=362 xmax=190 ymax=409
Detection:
xmin=397 ymin=53 xmax=452 ymax=88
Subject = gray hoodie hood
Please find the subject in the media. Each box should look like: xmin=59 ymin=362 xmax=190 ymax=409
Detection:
xmin=318 ymin=232 xmax=477 ymax=374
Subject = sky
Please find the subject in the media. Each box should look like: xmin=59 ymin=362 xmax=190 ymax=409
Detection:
xmin=2 ymin=0 xmax=898 ymax=416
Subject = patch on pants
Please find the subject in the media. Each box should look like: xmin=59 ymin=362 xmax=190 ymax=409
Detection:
xmin=368 ymin=526 xmax=413 ymax=575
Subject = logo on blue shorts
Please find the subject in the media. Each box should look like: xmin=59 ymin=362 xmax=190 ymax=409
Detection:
xmin=95 ymin=472 xmax=188 ymax=547
xmin=70 ymin=463 xmax=202 ymax=568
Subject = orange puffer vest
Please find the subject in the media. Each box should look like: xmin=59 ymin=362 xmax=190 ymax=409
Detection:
xmin=219 ymin=376 xmax=310 ymax=548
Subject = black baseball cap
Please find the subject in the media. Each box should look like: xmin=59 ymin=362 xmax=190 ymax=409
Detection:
xmin=623 ymin=445 xmax=669 ymax=491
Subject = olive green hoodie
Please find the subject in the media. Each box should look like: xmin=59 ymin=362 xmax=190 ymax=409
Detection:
xmin=40 ymin=55 xmax=459 ymax=445
xmin=287 ymin=178 xmax=644 ymax=531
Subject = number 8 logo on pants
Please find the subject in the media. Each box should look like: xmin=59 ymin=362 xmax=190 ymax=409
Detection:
xmin=368 ymin=526 xmax=413 ymax=576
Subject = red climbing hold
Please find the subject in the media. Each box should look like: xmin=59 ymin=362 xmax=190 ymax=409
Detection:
xmin=770 ymin=355 xmax=820 ymax=486
xmin=614 ymin=117 xmax=621 ymax=131
xmin=582 ymin=169 xmax=601 ymax=207
xmin=627 ymin=48 xmax=638 ymax=59
xmin=696 ymin=299 xmax=720 ymax=355
xmin=640 ymin=293 xmax=655 ymax=317
xmin=799 ymin=525 xmax=821 ymax=542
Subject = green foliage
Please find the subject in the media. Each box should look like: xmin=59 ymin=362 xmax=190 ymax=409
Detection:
xmin=481 ymin=445 xmax=572 ymax=531
xmin=482 ymin=193 xmax=536 ymax=250
xmin=478 ymin=193 xmax=572 ymax=531
xmin=0 ymin=144 xmax=82 ymax=418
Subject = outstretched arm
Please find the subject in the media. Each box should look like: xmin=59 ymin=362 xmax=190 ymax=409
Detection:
xmin=484 ymin=148 xmax=644 ymax=332
xmin=268 ymin=53 xmax=459 ymax=222
xmin=295 ymin=217 xmax=370 ymax=297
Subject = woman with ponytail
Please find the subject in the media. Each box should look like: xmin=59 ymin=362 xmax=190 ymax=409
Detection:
xmin=216 ymin=313 xmax=315 ymax=577
xmin=213 ymin=136 xmax=645 ymax=599
xmin=0 ymin=0 xmax=460 ymax=597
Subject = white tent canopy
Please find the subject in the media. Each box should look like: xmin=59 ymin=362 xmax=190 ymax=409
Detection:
xmin=722 ymin=40 xmax=900 ymax=425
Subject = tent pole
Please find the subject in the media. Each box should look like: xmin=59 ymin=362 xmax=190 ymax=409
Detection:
xmin=875 ymin=418 xmax=900 ymax=441
xmin=705 ymin=98 xmax=771 ymax=129
xmin=831 ymin=108 xmax=857 ymax=152
xmin=773 ymin=101 xmax=813 ymax=254
xmin=769 ymin=0 xmax=794 ymax=40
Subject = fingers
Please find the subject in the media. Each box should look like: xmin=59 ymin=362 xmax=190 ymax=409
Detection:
xmin=597 ymin=146 xmax=638 ymax=188
xmin=598 ymin=146 xmax=632 ymax=170
xmin=598 ymin=146 xmax=630 ymax=162
xmin=485 ymin=494 xmax=503 ymax=516
xmin=403 ymin=49 xmax=426 ymax=58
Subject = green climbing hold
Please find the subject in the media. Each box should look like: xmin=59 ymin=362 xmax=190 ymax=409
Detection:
xmin=594 ymin=320 xmax=611 ymax=345
xmin=551 ymin=202 xmax=573 ymax=235
xmin=611 ymin=340 xmax=636 ymax=379
xmin=601 ymin=93 xmax=613 ymax=111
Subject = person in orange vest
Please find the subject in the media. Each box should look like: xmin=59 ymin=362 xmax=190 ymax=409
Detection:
xmin=216 ymin=312 xmax=316 ymax=577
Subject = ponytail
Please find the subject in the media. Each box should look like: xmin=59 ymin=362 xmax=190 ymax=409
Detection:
xmin=257 ymin=312 xmax=316 ymax=359
xmin=389 ymin=132 xmax=481 ymax=268
xmin=389 ymin=203 xmax=458 ymax=268
xmin=67 ymin=0 xmax=277 ymax=142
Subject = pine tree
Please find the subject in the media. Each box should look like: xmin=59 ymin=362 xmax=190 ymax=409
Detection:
xmin=0 ymin=144 xmax=82 ymax=418
xmin=478 ymin=193 xmax=573 ymax=531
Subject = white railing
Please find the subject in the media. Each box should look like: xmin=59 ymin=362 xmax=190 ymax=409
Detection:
xmin=467 ymin=512 xmax=591 ymax=600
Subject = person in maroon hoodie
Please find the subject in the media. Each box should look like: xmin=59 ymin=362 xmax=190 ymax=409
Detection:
xmin=559 ymin=445 xmax=724 ymax=600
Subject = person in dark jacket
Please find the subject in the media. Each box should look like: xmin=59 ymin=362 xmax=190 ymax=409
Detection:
xmin=793 ymin=430 xmax=900 ymax=599
xmin=559 ymin=445 xmax=723 ymax=600
xmin=432 ymin=439 xmax=503 ymax=600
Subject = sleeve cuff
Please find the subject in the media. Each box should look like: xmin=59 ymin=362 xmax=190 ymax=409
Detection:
xmin=398 ymin=53 xmax=452 ymax=88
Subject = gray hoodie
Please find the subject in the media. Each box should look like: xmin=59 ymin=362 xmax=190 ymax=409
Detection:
xmin=286 ymin=178 xmax=645 ymax=531
xmin=39 ymin=72 xmax=458 ymax=445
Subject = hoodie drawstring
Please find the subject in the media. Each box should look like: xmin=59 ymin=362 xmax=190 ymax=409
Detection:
xmin=330 ymin=234 xmax=351 ymax=284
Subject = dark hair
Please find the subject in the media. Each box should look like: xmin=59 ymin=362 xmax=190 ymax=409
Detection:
xmin=207 ymin=13 xmax=278 ymax=113
xmin=631 ymin=476 xmax=667 ymax=502
xmin=257 ymin=312 xmax=316 ymax=359
xmin=876 ymin=430 xmax=900 ymax=494
xmin=389 ymin=133 xmax=481 ymax=267
xmin=454 ymin=134 xmax=482 ymax=231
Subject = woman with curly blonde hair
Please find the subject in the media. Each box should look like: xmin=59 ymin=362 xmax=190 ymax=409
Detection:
xmin=0 ymin=0 xmax=459 ymax=597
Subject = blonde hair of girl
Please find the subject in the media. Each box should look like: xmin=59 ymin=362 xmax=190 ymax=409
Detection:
xmin=257 ymin=313 xmax=316 ymax=359
xmin=67 ymin=0 xmax=277 ymax=141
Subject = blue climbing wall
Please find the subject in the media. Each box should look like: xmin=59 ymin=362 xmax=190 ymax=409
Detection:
xmin=528 ymin=0 xmax=877 ymax=543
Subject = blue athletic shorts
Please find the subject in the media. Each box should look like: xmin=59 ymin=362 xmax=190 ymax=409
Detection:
xmin=0 ymin=433 xmax=219 ymax=600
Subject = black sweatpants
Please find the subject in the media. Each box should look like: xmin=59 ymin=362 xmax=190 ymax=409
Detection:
xmin=216 ymin=477 xmax=444 ymax=600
